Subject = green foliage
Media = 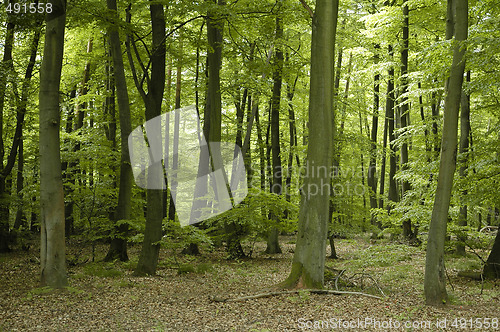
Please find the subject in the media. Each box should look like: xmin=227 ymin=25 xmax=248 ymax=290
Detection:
xmin=84 ymin=262 xmax=123 ymax=278
xmin=352 ymin=244 xmax=419 ymax=269
xmin=177 ymin=262 xmax=213 ymax=274
xmin=202 ymin=188 xmax=298 ymax=244
xmin=161 ymin=219 xmax=213 ymax=252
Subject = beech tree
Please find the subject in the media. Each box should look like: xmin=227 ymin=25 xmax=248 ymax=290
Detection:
xmin=424 ymin=0 xmax=468 ymax=305
xmin=104 ymin=0 xmax=133 ymax=262
xmin=39 ymin=0 xmax=68 ymax=288
xmin=131 ymin=2 xmax=167 ymax=276
xmin=281 ymin=0 xmax=338 ymax=289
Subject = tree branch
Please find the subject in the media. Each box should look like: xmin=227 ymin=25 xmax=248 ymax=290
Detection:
xmin=211 ymin=289 xmax=383 ymax=302
xmin=298 ymin=0 xmax=313 ymax=18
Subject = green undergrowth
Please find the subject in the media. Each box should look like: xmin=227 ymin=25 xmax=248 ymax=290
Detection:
xmin=84 ymin=262 xmax=123 ymax=278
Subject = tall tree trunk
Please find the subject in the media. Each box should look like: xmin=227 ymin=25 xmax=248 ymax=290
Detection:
xmin=424 ymin=0 xmax=468 ymax=305
xmin=67 ymin=38 xmax=93 ymax=237
xmin=168 ymin=44 xmax=182 ymax=223
xmin=378 ymin=117 xmax=388 ymax=209
xmin=133 ymin=3 xmax=166 ymax=276
xmin=368 ymin=44 xmax=380 ymax=226
xmin=284 ymin=70 xmax=299 ymax=220
xmin=400 ymin=3 xmax=413 ymax=239
xmin=456 ymin=71 xmax=470 ymax=256
xmin=266 ymin=14 xmax=284 ymax=254
xmin=359 ymin=111 xmax=367 ymax=227
xmin=386 ymin=44 xmax=399 ymax=208
xmin=328 ymin=45 xmax=343 ymax=258
xmin=255 ymin=104 xmax=266 ymax=191
xmin=39 ymin=0 xmax=68 ymax=288
xmin=9 ymin=20 xmax=42 ymax=239
xmin=282 ymin=0 xmax=338 ymax=289
xmin=0 ymin=3 xmax=15 ymax=252
xmin=104 ymin=0 xmax=133 ymax=262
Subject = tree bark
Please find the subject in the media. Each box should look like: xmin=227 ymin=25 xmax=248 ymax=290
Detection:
xmin=368 ymin=44 xmax=380 ymax=226
xmin=266 ymin=14 xmax=284 ymax=255
xmin=483 ymin=229 xmax=500 ymax=279
xmin=282 ymin=0 xmax=338 ymax=289
xmin=456 ymin=70 xmax=470 ymax=256
xmin=400 ymin=3 xmax=413 ymax=239
xmin=133 ymin=2 xmax=166 ymax=276
xmin=39 ymin=0 xmax=68 ymax=288
xmin=386 ymin=44 xmax=399 ymax=208
xmin=0 ymin=3 xmax=15 ymax=252
xmin=104 ymin=0 xmax=133 ymax=262
xmin=424 ymin=0 xmax=468 ymax=305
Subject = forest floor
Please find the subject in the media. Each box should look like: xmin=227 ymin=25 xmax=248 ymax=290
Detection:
xmin=1 ymin=235 xmax=499 ymax=331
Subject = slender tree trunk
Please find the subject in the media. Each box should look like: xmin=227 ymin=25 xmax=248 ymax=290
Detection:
xmin=386 ymin=44 xmax=399 ymax=208
xmin=400 ymin=3 xmax=413 ymax=239
xmin=104 ymin=0 xmax=133 ymax=262
xmin=134 ymin=3 xmax=166 ymax=275
xmin=266 ymin=14 xmax=284 ymax=254
xmin=378 ymin=117 xmax=388 ymax=209
xmin=456 ymin=71 xmax=470 ymax=256
xmin=13 ymin=138 xmax=26 ymax=231
xmin=255 ymin=104 xmax=266 ymax=191
xmin=368 ymin=45 xmax=380 ymax=226
xmin=424 ymin=0 xmax=468 ymax=305
xmin=284 ymin=69 xmax=299 ymax=220
xmin=0 ymin=4 xmax=15 ymax=252
xmin=168 ymin=44 xmax=182 ymax=223
xmin=328 ymin=45 xmax=343 ymax=258
xmin=418 ymin=82 xmax=431 ymax=162
xmin=39 ymin=0 xmax=68 ymax=288
xmin=282 ymin=0 xmax=338 ymax=289
xmin=11 ymin=22 xmax=42 ymax=236
xmin=359 ymin=111 xmax=367 ymax=228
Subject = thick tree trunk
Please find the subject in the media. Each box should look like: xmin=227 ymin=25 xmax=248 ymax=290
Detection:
xmin=104 ymin=0 xmax=133 ymax=262
xmin=39 ymin=0 xmax=68 ymax=288
xmin=282 ymin=0 xmax=338 ymax=289
xmin=424 ymin=0 xmax=468 ymax=305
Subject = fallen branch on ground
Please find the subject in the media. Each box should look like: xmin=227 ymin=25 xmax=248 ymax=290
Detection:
xmin=210 ymin=289 xmax=384 ymax=303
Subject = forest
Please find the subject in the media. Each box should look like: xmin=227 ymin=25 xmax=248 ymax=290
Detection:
xmin=0 ymin=0 xmax=499 ymax=330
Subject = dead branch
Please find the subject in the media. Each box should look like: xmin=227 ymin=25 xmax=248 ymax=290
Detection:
xmin=211 ymin=289 xmax=383 ymax=303
xmin=349 ymin=272 xmax=386 ymax=297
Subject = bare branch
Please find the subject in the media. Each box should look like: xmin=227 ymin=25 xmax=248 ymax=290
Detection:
xmin=211 ymin=289 xmax=384 ymax=302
